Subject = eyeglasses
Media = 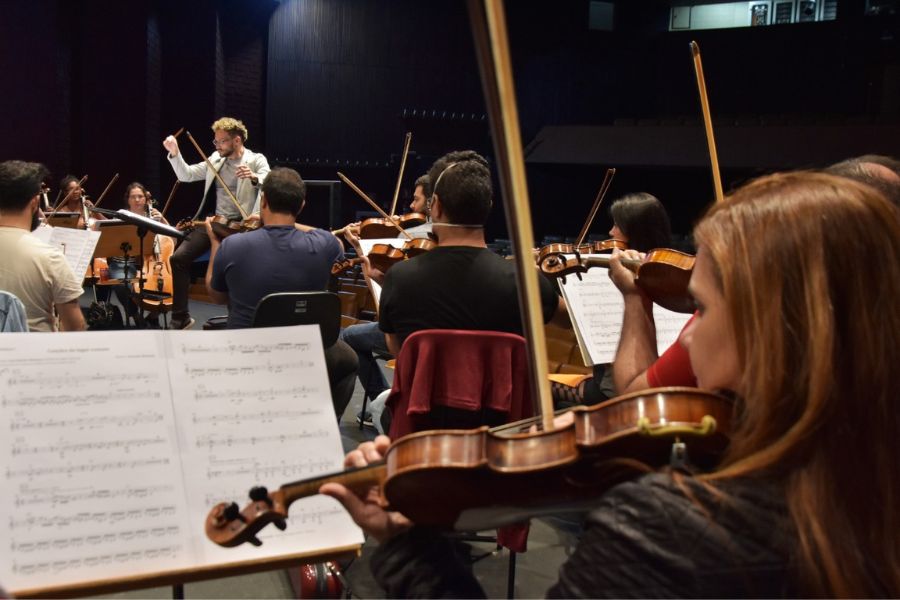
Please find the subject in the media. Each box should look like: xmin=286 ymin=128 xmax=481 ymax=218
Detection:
xmin=212 ymin=137 xmax=233 ymax=147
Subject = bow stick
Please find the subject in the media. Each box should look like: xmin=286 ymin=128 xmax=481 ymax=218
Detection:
xmin=388 ymin=132 xmax=413 ymax=217
xmin=49 ymin=174 xmax=89 ymax=216
xmin=574 ymin=167 xmax=616 ymax=247
xmin=90 ymin=173 xmax=119 ymax=209
xmin=690 ymin=41 xmax=724 ymax=204
xmin=336 ymin=172 xmax=413 ymax=240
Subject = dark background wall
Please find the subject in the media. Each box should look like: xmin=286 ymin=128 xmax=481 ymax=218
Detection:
xmin=2 ymin=0 xmax=898 ymax=240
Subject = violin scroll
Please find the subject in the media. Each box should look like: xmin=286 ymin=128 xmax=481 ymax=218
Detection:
xmin=205 ymin=486 xmax=288 ymax=548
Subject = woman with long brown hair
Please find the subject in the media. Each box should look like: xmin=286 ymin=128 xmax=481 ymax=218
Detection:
xmin=321 ymin=171 xmax=900 ymax=597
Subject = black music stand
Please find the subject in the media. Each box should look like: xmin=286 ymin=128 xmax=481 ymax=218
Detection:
xmin=92 ymin=209 xmax=184 ymax=328
xmin=45 ymin=212 xmax=81 ymax=229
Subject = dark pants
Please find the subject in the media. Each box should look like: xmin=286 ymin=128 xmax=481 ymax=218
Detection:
xmin=325 ymin=339 xmax=360 ymax=420
xmin=169 ymin=227 xmax=211 ymax=320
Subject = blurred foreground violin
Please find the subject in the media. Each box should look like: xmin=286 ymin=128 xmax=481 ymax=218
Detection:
xmin=541 ymin=248 xmax=696 ymax=313
xmin=206 ymin=387 xmax=732 ymax=547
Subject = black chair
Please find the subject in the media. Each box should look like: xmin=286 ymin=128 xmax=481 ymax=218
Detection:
xmin=251 ymin=292 xmax=340 ymax=348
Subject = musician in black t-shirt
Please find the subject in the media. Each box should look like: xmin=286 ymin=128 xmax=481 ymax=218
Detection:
xmin=378 ymin=150 xmax=565 ymax=357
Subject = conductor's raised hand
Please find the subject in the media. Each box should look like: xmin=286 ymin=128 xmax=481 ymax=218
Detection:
xmin=319 ymin=435 xmax=412 ymax=543
xmin=163 ymin=135 xmax=180 ymax=157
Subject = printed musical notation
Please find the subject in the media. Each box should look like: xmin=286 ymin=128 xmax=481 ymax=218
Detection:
xmin=10 ymin=411 xmax=165 ymax=432
xmin=195 ymin=430 xmax=330 ymax=450
xmin=191 ymin=407 xmax=321 ymax=426
xmin=191 ymin=384 xmax=317 ymax=404
xmin=14 ymin=483 xmax=176 ymax=509
xmin=10 ymin=436 xmax=168 ymax=460
xmin=204 ymin=456 xmax=335 ymax=481
xmin=179 ymin=341 xmax=311 ymax=355
xmin=559 ymin=261 xmax=691 ymax=365
xmin=1 ymin=327 xmax=363 ymax=594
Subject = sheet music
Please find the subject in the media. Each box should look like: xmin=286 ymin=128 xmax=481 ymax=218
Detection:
xmin=0 ymin=332 xmax=191 ymax=590
xmin=0 ymin=327 xmax=363 ymax=593
xmin=357 ymin=237 xmax=404 ymax=307
xmin=164 ymin=325 xmax=362 ymax=566
xmin=31 ymin=225 xmax=101 ymax=277
xmin=558 ymin=256 xmax=692 ymax=365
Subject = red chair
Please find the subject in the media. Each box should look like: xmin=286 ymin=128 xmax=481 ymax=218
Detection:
xmin=384 ymin=329 xmax=533 ymax=599
xmin=386 ymin=329 xmax=534 ymax=437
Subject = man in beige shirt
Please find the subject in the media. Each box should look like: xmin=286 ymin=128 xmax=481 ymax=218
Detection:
xmin=0 ymin=161 xmax=85 ymax=332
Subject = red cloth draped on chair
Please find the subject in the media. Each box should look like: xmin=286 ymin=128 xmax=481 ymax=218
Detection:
xmin=385 ymin=329 xmax=533 ymax=552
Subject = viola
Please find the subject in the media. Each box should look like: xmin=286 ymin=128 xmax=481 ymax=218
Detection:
xmin=541 ymin=248 xmax=695 ymax=314
xmin=366 ymin=237 xmax=436 ymax=273
xmin=176 ymin=215 xmax=260 ymax=239
xmin=206 ymin=387 xmax=732 ymax=546
xmin=331 ymin=257 xmax=365 ymax=275
xmin=333 ymin=213 xmax=428 ymax=240
xmin=536 ymin=239 xmax=626 ymax=267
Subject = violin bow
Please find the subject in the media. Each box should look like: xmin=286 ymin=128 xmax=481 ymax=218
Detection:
xmin=160 ymin=180 xmax=181 ymax=219
xmin=690 ymin=41 xmax=724 ymax=204
xmin=89 ymin=173 xmax=119 ymax=209
xmin=49 ymin=174 xmax=89 ymax=216
xmin=468 ymin=0 xmax=555 ymax=431
xmin=336 ymin=171 xmax=413 ymax=240
xmin=184 ymin=130 xmax=250 ymax=220
xmin=389 ymin=132 xmax=413 ymax=217
xmin=574 ymin=167 xmax=616 ymax=247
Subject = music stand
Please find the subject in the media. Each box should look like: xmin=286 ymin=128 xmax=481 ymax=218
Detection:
xmin=45 ymin=212 xmax=81 ymax=229
xmin=91 ymin=209 xmax=184 ymax=328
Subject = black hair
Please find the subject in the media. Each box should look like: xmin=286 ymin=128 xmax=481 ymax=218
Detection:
xmin=609 ymin=192 xmax=672 ymax=252
xmin=0 ymin=160 xmax=49 ymax=212
xmin=427 ymin=150 xmax=492 ymax=225
xmin=414 ymin=174 xmax=432 ymax=199
xmin=825 ymin=159 xmax=900 ymax=208
xmin=123 ymin=182 xmax=148 ymax=203
xmin=261 ymin=167 xmax=306 ymax=216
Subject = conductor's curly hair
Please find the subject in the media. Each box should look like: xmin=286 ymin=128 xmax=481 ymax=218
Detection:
xmin=211 ymin=117 xmax=249 ymax=142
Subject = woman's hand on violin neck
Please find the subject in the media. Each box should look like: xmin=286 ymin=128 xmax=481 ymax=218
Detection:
xmin=608 ymin=249 xmax=644 ymax=296
xmin=319 ymin=436 xmax=413 ymax=543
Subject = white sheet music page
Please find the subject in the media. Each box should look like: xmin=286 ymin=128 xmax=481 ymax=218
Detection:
xmin=31 ymin=225 xmax=101 ymax=277
xmin=0 ymin=331 xmax=191 ymax=590
xmin=165 ymin=325 xmax=363 ymax=566
xmin=558 ymin=256 xmax=692 ymax=365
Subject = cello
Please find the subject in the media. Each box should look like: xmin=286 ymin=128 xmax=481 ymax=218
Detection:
xmin=135 ymin=183 xmax=178 ymax=318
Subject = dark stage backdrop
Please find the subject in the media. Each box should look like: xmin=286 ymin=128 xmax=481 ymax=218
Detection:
xmin=2 ymin=0 xmax=897 ymax=239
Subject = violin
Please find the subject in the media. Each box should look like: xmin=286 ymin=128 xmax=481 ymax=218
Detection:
xmin=536 ymin=239 xmax=626 ymax=267
xmin=176 ymin=215 xmax=260 ymax=239
xmin=333 ymin=212 xmax=428 ymax=240
xmin=206 ymin=387 xmax=733 ymax=546
xmin=541 ymin=248 xmax=696 ymax=314
xmin=366 ymin=237 xmax=436 ymax=273
xmin=331 ymin=257 xmax=365 ymax=275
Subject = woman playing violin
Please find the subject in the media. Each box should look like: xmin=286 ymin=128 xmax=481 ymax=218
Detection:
xmin=322 ymin=172 xmax=900 ymax=597
xmin=552 ymin=192 xmax=675 ymax=408
xmin=58 ymin=174 xmax=106 ymax=228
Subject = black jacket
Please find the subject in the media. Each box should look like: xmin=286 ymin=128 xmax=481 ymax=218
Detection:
xmin=370 ymin=472 xmax=795 ymax=598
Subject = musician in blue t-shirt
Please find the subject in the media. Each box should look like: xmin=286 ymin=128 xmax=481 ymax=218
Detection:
xmin=205 ymin=167 xmax=358 ymax=417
